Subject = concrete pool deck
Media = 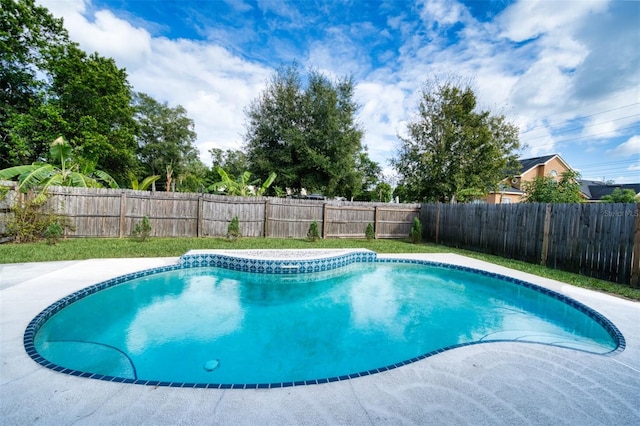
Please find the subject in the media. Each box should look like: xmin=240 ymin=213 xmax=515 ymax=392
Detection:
xmin=1 ymin=253 xmax=639 ymax=425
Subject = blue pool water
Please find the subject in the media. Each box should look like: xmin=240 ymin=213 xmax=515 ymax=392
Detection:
xmin=29 ymin=259 xmax=622 ymax=387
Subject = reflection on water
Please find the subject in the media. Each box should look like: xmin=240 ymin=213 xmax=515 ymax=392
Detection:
xmin=126 ymin=275 xmax=243 ymax=354
xmin=34 ymin=263 xmax=619 ymax=384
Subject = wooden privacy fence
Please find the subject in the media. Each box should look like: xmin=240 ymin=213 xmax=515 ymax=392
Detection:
xmin=420 ymin=202 xmax=640 ymax=286
xmin=0 ymin=183 xmax=420 ymax=240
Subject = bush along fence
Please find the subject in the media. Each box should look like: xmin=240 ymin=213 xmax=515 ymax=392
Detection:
xmin=420 ymin=202 xmax=640 ymax=287
xmin=0 ymin=182 xmax=420 ymax=241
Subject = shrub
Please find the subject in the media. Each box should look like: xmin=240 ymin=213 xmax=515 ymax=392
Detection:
xmin=132 ymin=216 xmax=152 ymax=241
xmin=365 ymin=223 xmax=375 ymax=241
xmin=5 ymin=195 xmax=72 ymax=243
xmin=227 ymin=216 xmax=241 ymax=240
xmin=307 ymin=221 xmax=320 ymax=242
xmin=44 ymin=221 xmax=63 ymax=245
xmin=410 ymin=217 xmax=422 ymax=244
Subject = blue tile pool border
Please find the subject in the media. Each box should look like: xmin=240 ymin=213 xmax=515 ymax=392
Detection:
xmin=23 ymin=251 xmax=626 ymax=389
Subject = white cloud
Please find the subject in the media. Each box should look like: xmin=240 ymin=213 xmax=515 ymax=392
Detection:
xmin=497 ymin=0 xmax=608 ymax=42
xmin=39 ymin=0 xmax=272 ymax=166
xmin=35 ymin=0 xmax=639 ymax=182
xmin=607 ymin=136 xmax=640 ymax=158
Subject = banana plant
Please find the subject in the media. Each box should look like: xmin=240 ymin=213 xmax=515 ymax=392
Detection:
xmin=0 ymin=137 xmax=119 ymax=203
xmin=131 ymin=175 xmax=161 ymax=191
xmin=208 ymin=167 xmax=276 ymax=196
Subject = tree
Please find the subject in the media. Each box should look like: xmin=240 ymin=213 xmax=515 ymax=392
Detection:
xmin=133 ymin=93 xmax=199 ymax=190
xmin=600 ymin=188 xmax=637 ymax=203
xmin=244 ymin=63 xmax=367 ymax=198
xmin=391 ymin=79 xmax=520 ymax=203
xmin=209 ymin=148 xmax=248 ymax=180
xmin=0 ymin=137 xmax=118 ymax=203
xmin=48 ymin=47 xmax=138 ymax=183
xmin=522 ymin=170 xmax=583 ymax=203
xmin=0 ymin=0 xmax=71 ymax=168
xmin=1 ymin=1 xmax=139 ymax=183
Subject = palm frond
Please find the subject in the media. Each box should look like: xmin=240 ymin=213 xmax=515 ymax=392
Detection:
xmin=137 ymin=175 xmax=160 ymax=191
xmin=92 ymin=170 xmax=119 ymax=188
xmin=69 ymin=172 xmax=100 ymax=188
xmin=0 ymin=165 xmax=38 ymax=181
xmin=17 ymin=165 xmax=54 ymax=193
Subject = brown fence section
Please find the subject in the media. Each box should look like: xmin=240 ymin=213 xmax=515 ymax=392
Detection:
xmin=0 ymin=184 xmax=419 ymax=240
xmin=421 ymin=202 xmax=640 ymax=286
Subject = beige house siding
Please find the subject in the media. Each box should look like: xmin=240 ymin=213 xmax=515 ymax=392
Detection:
xmin=485 ymin=155 xmax=573 ymax=204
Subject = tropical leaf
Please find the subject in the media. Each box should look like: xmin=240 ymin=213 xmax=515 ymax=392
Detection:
xmin=17 ymin=165 xmax=54 ymax=193
xmin=257 ymin=172 xmax=277 ymax=196
xmin=49 ymin=137 xmax=73 ymax=172
xmin=131 ymin=175 xmax=160 ymax=191
xmin=93 ymin=170 xmax=119 ymax=188
xmin=68 ymin=172 xmax=96 ymax=188
xmin=0 ymin=165 xmax=38 ymax=181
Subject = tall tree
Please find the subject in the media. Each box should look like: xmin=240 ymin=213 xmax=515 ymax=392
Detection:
xmin=209 ymin=148 xmax=248 ymax=179
xmin=244 ymin=63 xmax=367 ymax=198
xmin=0 ymin=0 xmax=71 ymax=167
xmin=391 ymin=79 xmax=520 ymax=203
xmin=48 ymin=47 xmax=138 ymax=183
xmin=133 ymin=92 xmax=199 ymax=190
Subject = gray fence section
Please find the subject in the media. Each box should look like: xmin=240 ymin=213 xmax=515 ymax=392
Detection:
xmin=0 ymin=184 xmax=420 ymax=240
xmin=420 ymin=203 xmax=640 ymax=286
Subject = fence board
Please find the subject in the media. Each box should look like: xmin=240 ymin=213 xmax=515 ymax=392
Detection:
xmin=1 ymin=183 xmax=635 ymax=286
xmin=420 ymin=202 xmax=637 ymax=286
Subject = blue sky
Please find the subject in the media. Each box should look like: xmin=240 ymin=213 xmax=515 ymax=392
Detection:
xmin=40 ymin=0 xmax=639 ymax=183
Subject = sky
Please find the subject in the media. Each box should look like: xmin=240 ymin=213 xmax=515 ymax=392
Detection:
xmin=38 ymin=0 xmax=640 ymax=184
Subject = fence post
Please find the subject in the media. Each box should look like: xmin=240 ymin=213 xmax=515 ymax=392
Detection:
xmin=264 ymin=199 xmax=270 ymax=238
xmin=322 ymin=203 xmax=328 ymax=239
xmin=435 ymin=203 xmax=441 ymax=244
xmin=631 ymin=203 xmax=640 ymax=288
xmin=374 ymin=206 xmax=379 ymax=239
xmin=197 ymin=194 xmax=203 ymax=238
xmin=119 ymin=192 xmax=127 ymax=238
xmin=540 ymin=204 xmax=552 ymax=266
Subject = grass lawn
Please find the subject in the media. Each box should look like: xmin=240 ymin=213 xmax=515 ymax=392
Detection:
xmin=1 ymin=237 xmax=638 ymax=301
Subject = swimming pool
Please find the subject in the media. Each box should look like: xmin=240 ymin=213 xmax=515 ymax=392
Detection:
xmin=24 ymin=250 xmax=624 ymax=388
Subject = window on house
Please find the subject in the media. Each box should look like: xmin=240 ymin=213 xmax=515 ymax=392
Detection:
xmin=549 ymin=169 xmax=558 ymax=177
xmin=501 ymin=197 xmax=512 ymax=204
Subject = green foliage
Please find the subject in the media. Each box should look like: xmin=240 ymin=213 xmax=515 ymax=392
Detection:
xmin=522 ymin=170 xmax=583 ymax=203
xmin=131 ymin=215 xmax=152 ymax=241
xmin=391 ymin=78 xmax=520 ymax=202
xmin=307 ymin=221 xmax=320 ymax=242
xmin=48 ymin=47 xmax=138 ymax=184
xmin=244 ymin=62 xmax=369 ymax=198
xmin=134 ymin=92 xmax=199 ymax=190
xmin=365 ymin=223 xmax=375 ymax=241
xmin=4 ymin=195 xmax=71 ymax=243
xmin=0 ymin=137 xmax=119 ymax=203
xmin=227 ymin=216 xmax=241 ymax=240
xmin=130 ymin=175 xmax=161 ymax=191
xmin=273 ymin=186 xmax=286 ymax=197
xmin=209 ymin=148 xmax=248 ymax=181
xmin=44 ymin=220 xmax=63 ymax=245
xmin=0 ymin=0 xmax=71 ymax=169
xmin=410 ymin=217 xmax=422 ymax=244
xmin=600 ymin=188 xmax=637 ymax=203
xmin=208 ymin=167 xmax=276 ymax=196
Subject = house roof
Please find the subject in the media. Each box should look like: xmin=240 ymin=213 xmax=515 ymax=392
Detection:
xmin=578 ymin=179 xmax=606 ymax=199
xmin=496 ymin=184 xmax=524 ymax=194
xmin=584 ymin=183 xmax=640 ymax=201
xmin=516 ymin=154 xmax=572 ymax=176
